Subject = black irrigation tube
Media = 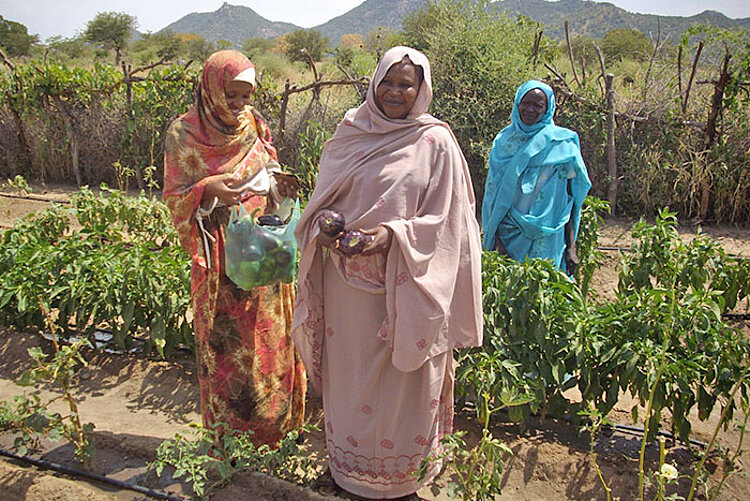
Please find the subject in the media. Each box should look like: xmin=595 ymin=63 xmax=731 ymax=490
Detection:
xmin=607 ymin=423 xmax=708 ymax=449
xmin=598 ymin=245 xmax=750 ymax=261
xmin=0 ymin=447 xmax=186 ymax=500
xmin=0 ymin=192 xmax=71 ymax=204
xmin=491 ymin=405 xmax=711 ymax=449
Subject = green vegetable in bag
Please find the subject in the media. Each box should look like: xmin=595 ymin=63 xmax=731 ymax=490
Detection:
xmin=225 ymin=201 xmax=300 ymax=289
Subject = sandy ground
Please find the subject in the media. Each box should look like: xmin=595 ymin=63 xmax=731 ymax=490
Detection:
xmin=1 ymin=185 xmax=749 ymax=500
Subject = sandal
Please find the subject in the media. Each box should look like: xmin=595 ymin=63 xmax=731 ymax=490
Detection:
xmin=315 ymin=467 xmax=341 ymax=496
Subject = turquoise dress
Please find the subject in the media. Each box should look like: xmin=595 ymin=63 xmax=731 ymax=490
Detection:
xmin=481 ymin=80 xmax=591 ymax=272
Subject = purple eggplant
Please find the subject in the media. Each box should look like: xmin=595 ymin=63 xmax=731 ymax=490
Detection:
xmin=258 ymin=214 xmax=285 ymax=226
xmin=319 ymin=210 xmax=345 ymax=237
xmin=337 ymin=229 xmax=372 ymax=257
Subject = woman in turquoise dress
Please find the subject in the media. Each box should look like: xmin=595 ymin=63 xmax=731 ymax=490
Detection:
xmin=481 ymin=80 xmax=591 ymax=274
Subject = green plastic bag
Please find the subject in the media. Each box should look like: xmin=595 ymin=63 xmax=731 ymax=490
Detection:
xmin=224 ymin=200 xmax=299 ymax=290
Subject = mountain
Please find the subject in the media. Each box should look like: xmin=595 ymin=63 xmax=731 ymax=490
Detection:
xmin=312 ymin=0 xmax=426 ymax=46
xmin=162 ymin=2 xmax=300 ymax=46
xmin=160 ymin=1 xmax=750 ymax=48
xmin=491 ymin=0 xmax=750 ymax=40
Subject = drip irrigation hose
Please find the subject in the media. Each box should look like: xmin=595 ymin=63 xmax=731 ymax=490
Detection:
xmin=0 ymin=192 xmax=71 ymax=204
xmin=0 ymin=447 xmax=185 ymax=501
xmin=607 ymin=423 xmax=708 ymax=449
xmin=598 ymin=245 xmax=749 ymax=261
xmin=478 ymin=403 xmax=710 ymax=449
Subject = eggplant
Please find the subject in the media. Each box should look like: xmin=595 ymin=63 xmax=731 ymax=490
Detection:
xmin=257 ymin=232 xmax=282 ymax=252
xmin=319 ymin=210 xmax=345 ymax=237
xmin=337 ymin=230 xmax=371 ymax=257
xmin=258 ymin=214 xmax=285 ymax=226
xmin=272 ymin=249 xmax=293 ymax=267
xmin=241 ymin=243 xmax=263 ymax=261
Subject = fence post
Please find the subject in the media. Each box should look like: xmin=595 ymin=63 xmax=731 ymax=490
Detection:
xmin=278 ymin=79 xmax=290 ymax=144
xmin=605 ymin=73 xmax=618 ymax=215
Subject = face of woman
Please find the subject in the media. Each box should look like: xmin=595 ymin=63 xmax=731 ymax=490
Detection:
xmin=224 ymin=80 xmax=253 ymax=117
xmin=518 ymin=88 xmax=548 ymax=126
xmin=375 ymin=61 xmax=421 ymax=119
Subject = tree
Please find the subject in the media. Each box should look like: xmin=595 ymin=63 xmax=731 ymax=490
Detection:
xmin=131 ymin=30 xmax=183 ymax=63
xmin=568 ymin=35 xmax=600 ymax=68
xmin=216 ymin=40 xmax=233 ymax=51
xmin=283 ymin=29 xmax=330 ymax=65
xmin=177 ymin=33 xmax=215 ymax=62
xmin=339 ymin=33 xmax=364 ymax=50
xmin=363 ymin=27 xmax=397 ymax=58
xmin=399 ymin=0 xmax=548 ymax=204
xmin=0 ymin=15 xmax=38 ymax=57
xmin=84 ymin=11 xmax=137 ymax=65
xmin=601 ymin=28 xmax=653 ymax=62
xmin=399 ymin=1 xmax=457 ymax=52
xmin=45 ymin=36 xmax=93 ymax=62
xmin=242 ymin=37 xmax=274 ymax=59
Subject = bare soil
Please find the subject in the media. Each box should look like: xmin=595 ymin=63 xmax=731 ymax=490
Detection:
xmin=1 ymin=185 xmax=749 ymax=500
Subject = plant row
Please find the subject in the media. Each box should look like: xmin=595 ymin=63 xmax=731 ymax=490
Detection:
xmin=459 ymin=205 xmax=750 ymax=445
xmin=2 ymin=189 xmax=749 ymax=447
xmin=0 ymin=186 xmax=191 ymax=357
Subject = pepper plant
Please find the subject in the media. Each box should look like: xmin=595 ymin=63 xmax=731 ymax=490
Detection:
xmin=0 ymin=186 xmax=192 ymax=357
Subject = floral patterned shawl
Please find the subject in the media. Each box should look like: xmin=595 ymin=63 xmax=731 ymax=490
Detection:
xmin=163 ymin=50 xmax=278 ymax=266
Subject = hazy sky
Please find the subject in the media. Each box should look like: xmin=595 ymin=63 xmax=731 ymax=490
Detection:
xmin=1 ymin=1 xmax=749 ymax=42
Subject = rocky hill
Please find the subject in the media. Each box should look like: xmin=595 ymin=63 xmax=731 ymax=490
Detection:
xmin=491 ymin=0 xmax=750 ymax=40
xmin=163 ymin=2 xmax=299 ymax=45
xmin=312 ymin=0 xmax=426 ymax=45
xmin=162 ymin=0 xmax=750 ymax=47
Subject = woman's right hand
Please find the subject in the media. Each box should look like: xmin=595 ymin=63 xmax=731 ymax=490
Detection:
xmin=202 ymin=174 xmax=244 ymax=206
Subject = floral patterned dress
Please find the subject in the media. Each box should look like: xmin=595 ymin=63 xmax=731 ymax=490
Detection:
xmin=163 ymin=50 xmax=305 ymax=445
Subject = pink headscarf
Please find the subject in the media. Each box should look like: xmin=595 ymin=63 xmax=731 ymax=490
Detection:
xmin=292 ymin=46 xmax=483 ymax=390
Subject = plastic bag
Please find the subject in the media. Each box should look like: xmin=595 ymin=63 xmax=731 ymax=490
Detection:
xmin=225 ymin=200 xmax=300 ymax=290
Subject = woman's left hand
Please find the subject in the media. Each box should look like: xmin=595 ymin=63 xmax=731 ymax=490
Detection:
xmin=564 ymin=245 xmax=580 ymax=276
xmin=360 ymin=225 xmax=393 ymax=256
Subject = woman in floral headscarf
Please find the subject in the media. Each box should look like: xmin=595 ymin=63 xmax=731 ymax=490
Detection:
xmin=163 ymin=50 xmax=305 ymax=445
xmin=293 ymin=47 xmax=483 ymax=499
xmin=481 ymin=80 xmax=591 ymax=274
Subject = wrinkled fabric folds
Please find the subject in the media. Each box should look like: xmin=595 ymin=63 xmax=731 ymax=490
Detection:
xmin=481 ymin=80 xmax=591 ymax=271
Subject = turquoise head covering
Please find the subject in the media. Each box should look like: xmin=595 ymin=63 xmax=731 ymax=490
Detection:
xmin=513 ymin=80 xmax=556 ymax=134
xmin=481 ymin=80 xmax=591 ymax=271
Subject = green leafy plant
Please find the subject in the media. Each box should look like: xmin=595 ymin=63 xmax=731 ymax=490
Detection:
xmin=0 ymin=186 xmax=192 ymax=357
xmin=4 ymin=174 xmax=32 ymax=195
xmin=578 ymin=403 xmax=613 ymax=501
xmin=418 ymin=390 xmax=528 ymax=501
xmin=467 ymin=251 xmax=585 ymax=421
xmin=290 ymin=120 xmax=331 ymax=200
xmin=0 ymin=393 xmax=53 ymax=455
xmin=575 ymin=196 xmax=610 ymax=299
xmin=150 ymin=423 xmax=319 ymax=498
xmin=0 ymin=302 xmax=94 ymax=462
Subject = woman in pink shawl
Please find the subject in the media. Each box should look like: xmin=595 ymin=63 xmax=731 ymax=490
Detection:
xmin=163 ymin=50 xmax=306 ymax=445
xmin=292 ymin=47 xmax=483 ymax=499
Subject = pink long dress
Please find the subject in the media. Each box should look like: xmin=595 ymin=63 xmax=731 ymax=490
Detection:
xmin=292 ymin=47 xmax=483 ymax=499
